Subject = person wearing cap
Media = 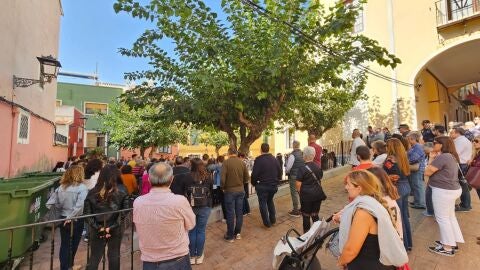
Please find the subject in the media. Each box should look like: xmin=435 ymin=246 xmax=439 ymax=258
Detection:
xmin=421 ymin=120 xmax=435 ymax=143
xmin=450 ymin=127 xmax=473 ymax=212
xmin=398 ymin=124 xmax=410 ymax=138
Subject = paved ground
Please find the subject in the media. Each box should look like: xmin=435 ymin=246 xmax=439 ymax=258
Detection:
xmin=19 ymin=171 xmax=480 ymax=269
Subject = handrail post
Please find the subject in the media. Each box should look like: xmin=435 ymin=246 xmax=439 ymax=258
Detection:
xmin=131 ymin=220 xmax=134 ymax=270
xmin=340 ymin=141 xmax=345 ymax=166
xmin=7 ymin=229 xmax=13 ymax=269
xmin=50 ymin=223 xmax=55 ymax=270
xmin=29 ymin=226 xmax=35 ymax=270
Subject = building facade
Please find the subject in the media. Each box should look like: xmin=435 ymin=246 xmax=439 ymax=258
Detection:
xmin=0 ymin=0 xmax=67 ymax=178
xmin=56 ymin=82 xmax=124 ymax=158
xmin=322 ymin=0 xmax=480 ymax=139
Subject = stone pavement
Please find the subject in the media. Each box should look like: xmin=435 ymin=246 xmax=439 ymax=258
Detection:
xmin=19 ymin=169 xmax=480 ymax=269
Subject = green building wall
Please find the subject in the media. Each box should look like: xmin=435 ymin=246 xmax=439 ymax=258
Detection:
xmin=56 ymin=82 xmax=123 ymax=157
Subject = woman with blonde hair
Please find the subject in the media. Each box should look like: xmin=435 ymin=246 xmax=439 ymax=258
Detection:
xmin=383 ymin=138 xmax=412 ymax=251
xmin=367 ymin=167 xmax=403 ymax=239
xmin=47 ymin=165 xmax=88 ymax=270
xmin=337 ymin=170 xmax=408 ymax=270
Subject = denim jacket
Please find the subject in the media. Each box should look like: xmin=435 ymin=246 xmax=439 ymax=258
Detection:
xmin=53 ymin=184 xmax=89 ymax=219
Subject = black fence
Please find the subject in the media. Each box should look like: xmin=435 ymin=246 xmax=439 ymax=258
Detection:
xmin=0 ymin=209 xmax=135 ymax=270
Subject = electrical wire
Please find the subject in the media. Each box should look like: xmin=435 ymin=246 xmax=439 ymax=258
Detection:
xmin=239 ymin=0 xmax=415 ymax=87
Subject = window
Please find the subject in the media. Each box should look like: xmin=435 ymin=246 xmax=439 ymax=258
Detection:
xmin=56 ymin=100 xmax=62 ymax=107
xmin=157 ymin=146 xmax=172 ymax=153
xmin=17 ymin=111 xmax=30 ymax=144
xmin=86 ymin=132 xmax=105 ymax=148
xmin=285 ymin=128 xmax=295 ymax=149
xmin=448 ymin=0 xmax=477 ymax=21
xmin=345 ymin=0 xmax=364 ymax=33
xmin=85 ymin=102 xmax=108 ymax=115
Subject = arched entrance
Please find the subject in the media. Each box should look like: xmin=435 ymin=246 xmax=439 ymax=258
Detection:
xmin=413 ymin=37 xmax=480 ymax=127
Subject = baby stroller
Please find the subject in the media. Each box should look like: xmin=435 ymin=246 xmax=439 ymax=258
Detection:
xmin=272 ymin=216 xmax=340 ymax=270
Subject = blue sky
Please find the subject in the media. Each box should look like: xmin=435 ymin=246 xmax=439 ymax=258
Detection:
xmin=58 ymin=0 xmax=225 ymax=85
xmin=59 ymin=0 xmax=152 ymax=85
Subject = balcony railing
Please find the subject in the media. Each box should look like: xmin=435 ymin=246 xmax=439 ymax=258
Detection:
xmin=436 ymin=0 xmax=480 ymax=27
xmin=53 ymin=133 xmax=67 ymax=145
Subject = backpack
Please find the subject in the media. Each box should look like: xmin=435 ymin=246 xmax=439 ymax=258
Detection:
xmin=188 ymin=181 xmax=211 ymax=207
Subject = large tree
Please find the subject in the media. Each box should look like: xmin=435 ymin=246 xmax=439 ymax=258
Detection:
xmin=97 ymin=102 xmax=188 ymax=158
xmin=199 ymin=130 xmax=230 ymax=157
xmin=114 ymin=0 xmax=400 ymax=154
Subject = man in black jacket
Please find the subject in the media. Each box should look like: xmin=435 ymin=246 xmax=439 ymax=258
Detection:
xmin=251 ymin=143 xmax=281 ymax=228
xmin=170 ymin=156 xmax=194 ymax=197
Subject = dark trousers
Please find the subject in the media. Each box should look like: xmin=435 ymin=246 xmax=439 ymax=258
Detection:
xmin=215 ymin=188 xmax=227 ymax=219
xmin=425 ymin=185 xmax=434 ymax=215
xmin=59 ymin=220 xmax=84 ymax=270
xmin=143 ymin=255 xmax=191 ymax=270
xmin=459 ymin=164 xmax=472 ymax=209
xmin=255 ymin=184 xmax=278 ymax=227
xmin=224 ymin=191 xmax=245 ymax=239
xmin=243 ymin=183 xmax=250 ymax=214
xmin=86 ymin=227 xmax=123 ymax=270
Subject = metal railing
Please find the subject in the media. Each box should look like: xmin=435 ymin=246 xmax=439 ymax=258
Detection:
xmin=0 ymin=209 xmax=135 ymax=270
xmin=321 ymin=140 xmax=353 ymax=170
xmin=436 ymin=0 xmax=480 ymax=26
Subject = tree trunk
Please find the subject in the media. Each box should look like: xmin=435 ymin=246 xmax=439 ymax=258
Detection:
xmin=238 ymin=127 xmax=262 ymax=156
xmin=215 ymin=146 xmax=220 ymax=157
xmin=228 ymin=133 xmax=237 ymax=152
xmin=140 ymin=147 xmax=146 ymax=160
xmin=148 ymin=145 xmax=155 ymax=159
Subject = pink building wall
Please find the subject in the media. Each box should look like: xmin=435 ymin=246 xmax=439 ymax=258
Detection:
xmin=0 ymin=102 xmax=67 ymax=178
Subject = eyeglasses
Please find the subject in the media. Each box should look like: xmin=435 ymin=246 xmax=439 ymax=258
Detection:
xmin=474 ymin=140 xmax=480 ymax=143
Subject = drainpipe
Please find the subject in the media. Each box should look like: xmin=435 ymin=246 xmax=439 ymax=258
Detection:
xmin=387 ymin=0 xmax=399 ymax=128
xmin=8 ymin=88 xmax=16 ymax=177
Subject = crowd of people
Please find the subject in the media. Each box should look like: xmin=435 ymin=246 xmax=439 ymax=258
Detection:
xmin=46 ymin=119 xmax=480 ymax=269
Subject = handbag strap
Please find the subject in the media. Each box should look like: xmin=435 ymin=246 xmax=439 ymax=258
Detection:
xmin=304 ymin=165 xmax=319 ymax=182
xmin=457 ymin=163 xmax=466 ymax=179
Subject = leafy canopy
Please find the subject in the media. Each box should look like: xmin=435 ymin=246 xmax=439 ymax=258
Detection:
xmin=114 ymin=0 xmax=400 ymax=152
xmin=97 ymin=102 xmax=188 ymax=152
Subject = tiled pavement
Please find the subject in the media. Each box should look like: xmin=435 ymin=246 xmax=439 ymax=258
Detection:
xmin=18 ymin=170 xmax=480 ymax=269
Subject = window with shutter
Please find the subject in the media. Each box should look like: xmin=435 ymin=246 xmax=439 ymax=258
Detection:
xmin=17 ymin=111 xmax=30 ymax=144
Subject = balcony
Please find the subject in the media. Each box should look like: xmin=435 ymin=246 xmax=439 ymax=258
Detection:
xmin=53 ymin=133 xmax=67 ymax=145
xmin=436 ymin=0 xmax=480 ymax=29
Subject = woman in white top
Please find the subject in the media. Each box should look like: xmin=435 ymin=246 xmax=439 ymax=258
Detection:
xmin=83 ymin=159 xmax=103 ymax=190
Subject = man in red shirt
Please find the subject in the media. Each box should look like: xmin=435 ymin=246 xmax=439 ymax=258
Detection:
xmin=352 ymin=146 xmax=374 ymax=171
xmin=308 ymin=134 xmax=322 ymax=167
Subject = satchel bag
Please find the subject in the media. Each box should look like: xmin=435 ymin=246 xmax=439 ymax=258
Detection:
xmin=304 ymin=165 xmax=327 ymax=201
xmin=409 ymin=163 xmax=420 ymax=172
xmin=466 ymin=166 xmax=480 ymax=189
xmin=457 ymin=164 xmax=468 ymax=186
xmin=42 ymin=188 xmax=62 ymax=226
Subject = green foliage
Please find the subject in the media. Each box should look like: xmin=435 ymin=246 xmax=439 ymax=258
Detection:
xmin=87 ymin=147 xmax=106 ymax=159
xmin=97 ymin=102 xmax=188 ymax=153
xmin=199 ymin=131 xmax=229 ymax=155
xmin=114 ymin=0 xmax=400 ymax=153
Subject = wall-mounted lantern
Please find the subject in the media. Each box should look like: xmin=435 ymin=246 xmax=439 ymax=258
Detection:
xmin=13 ymin=55 xmax=62 ymax=89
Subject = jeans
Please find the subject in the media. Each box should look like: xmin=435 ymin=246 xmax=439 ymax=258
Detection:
xmin=288 ymin=175 xmax=300 ymax=211
xmin=224 ymin=191 xmax=245 ymax=239
xmin=59 ymin=220 xmax=84 ymax=270
xmin=432 ymin=187 xmax=464 ymax=246
xmin=255 ymin=185 xmax=278 ymax=227
xmin=410 ymin=170 xmax=426 ymax=207
xmin=143 ymin=255 xmax=191 ymax=270
xmin=243 ymin=183 xmax=251 ymax=214
xmin=87 ymin=227 xmax=123 ymax=270
xmin=189 ymin=206 xmax=212 ymax=257
xmin=459 ymin=164 xmax=471 ymax=209
xmin=396 ymin=181 xmax=413 ymax=249
xmin=425 ymin=185 xmax=435 ymax=215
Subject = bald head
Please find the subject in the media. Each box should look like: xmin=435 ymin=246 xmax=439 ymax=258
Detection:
xmin=149 ymin=162 xmax=173 ymax=187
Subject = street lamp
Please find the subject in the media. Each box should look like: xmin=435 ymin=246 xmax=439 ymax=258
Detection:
xmin=13 ymin=55 xmax=62 ymax=89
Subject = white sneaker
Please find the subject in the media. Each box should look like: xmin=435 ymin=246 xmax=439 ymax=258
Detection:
xmin=235 ymin=234 xmax=242 ymax=240
xmin=190 ymin=257 xmax=196 ymax=265
xmin=196 ymin=254 xmax=204 ymax=264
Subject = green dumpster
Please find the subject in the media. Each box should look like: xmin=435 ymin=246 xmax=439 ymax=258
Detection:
xmin=0 ymin=177 xmax=57 ymax=263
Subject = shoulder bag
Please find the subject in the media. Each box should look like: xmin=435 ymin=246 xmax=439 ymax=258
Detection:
xmin=42 ymin=188 xmax=62 ymax=226
xmin=304 ymin=165 xmax=327 ymax=201
xmin=466 ymin=165 xmax=480 ymax=189
xmin=457 ymin=164 xmax=468 ymax=186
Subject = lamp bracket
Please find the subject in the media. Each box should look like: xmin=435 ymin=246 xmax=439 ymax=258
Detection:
xmin=13 ymin=75 xmax=42 ymax=89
